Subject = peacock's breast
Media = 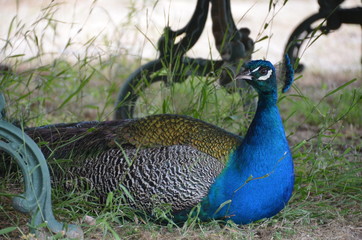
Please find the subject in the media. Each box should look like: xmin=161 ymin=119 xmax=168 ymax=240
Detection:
xmin=200 ymin=147 xmax=294 ymax=224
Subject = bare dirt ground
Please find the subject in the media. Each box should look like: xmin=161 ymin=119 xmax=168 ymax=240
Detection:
xmin=0 ymin=0 xmax=361 ymax=86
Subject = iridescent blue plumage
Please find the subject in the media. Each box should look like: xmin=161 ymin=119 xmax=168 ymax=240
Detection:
xmin=24 ymin=58 xmax=295 ymax=225
xmin=197 ymin=59 xmax=294 ymax=224
xmin=282 ymin=54 xmax=294 ymax=93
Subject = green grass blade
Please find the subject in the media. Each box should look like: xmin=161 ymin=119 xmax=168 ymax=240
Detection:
xmin=323 ymin=78 xmax=357 ymax=98
xmin=57 ymin=70 xmax=94 ymax=110
xmin=0 ymin=227 xmax=17 ymax=235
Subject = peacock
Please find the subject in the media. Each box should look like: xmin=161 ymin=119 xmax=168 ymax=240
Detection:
xmin=25 ymin=57 xmax=294 ymax=224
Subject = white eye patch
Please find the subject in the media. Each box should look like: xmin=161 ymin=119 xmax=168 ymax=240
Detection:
xmin=257 ymin=69 xmax=272 ymax=81
xmin=251 ymin=66 xmax=260 ymax=73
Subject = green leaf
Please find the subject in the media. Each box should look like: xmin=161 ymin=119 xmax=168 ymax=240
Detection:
xmin=214 ymin=199 xmax=232 ymax=215
xmin=118 ymin=184 xmax=135 ymax=203
xmin=0 ymin=192 xmax=20 ymax=198
xmin=106 ymin=192 xmax=114 ymax=207
xmin=324 ymin=79 xmax=357 ymax=98
xmin=57 ymin=70 xmax=94 ymax=109
xmin=292 ymin=140 xmax=307 ymax=152
xmin=0 ymin=226 xmax=17 ymax=235
xmin=6 ymin=54 xmax=25 ymax=58
xmin=256 ymin=35 xmax=269 ymax=43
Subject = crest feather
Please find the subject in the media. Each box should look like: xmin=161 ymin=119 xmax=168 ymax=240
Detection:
xmin=282 ymin=54 xmax=294 ymax=93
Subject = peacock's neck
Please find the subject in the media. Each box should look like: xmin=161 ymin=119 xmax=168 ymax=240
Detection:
xmin=241 ymin=93 xmax=286 ymax=154
xmin=200 ymin=91 xmax=294 ymax=224
xmin=234 ymin=92 xmax=288 ymax=163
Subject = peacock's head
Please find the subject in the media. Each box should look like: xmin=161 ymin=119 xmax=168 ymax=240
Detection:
xmin=235 ymin=55 xmax=294 ymax=95
xmin=236 ymin=60 xmax=276 ymax=94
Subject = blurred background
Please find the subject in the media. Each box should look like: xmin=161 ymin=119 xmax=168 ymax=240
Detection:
xmin=0 ymin=0 xmax=361 ymax=86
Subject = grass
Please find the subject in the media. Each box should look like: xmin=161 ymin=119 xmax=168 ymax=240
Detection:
xmin=1 ymin=0 xmax=361 ymax=239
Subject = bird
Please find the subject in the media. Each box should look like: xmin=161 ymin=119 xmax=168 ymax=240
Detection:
xmin=25 ymin=56 xmax=294 ymax=225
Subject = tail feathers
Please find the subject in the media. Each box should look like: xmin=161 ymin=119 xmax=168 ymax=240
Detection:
xmin=25 ymin=120 xmax=132 ymax=160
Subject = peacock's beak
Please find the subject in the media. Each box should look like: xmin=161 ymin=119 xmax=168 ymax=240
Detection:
xmin=235 ymin=70 xmax=252 ymax=81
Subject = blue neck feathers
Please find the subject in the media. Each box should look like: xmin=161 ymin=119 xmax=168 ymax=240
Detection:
xmin=200 ymin=91 xmax=294 ymax=224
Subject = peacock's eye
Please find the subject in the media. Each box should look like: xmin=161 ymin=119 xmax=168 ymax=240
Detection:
xmin=259 ymin=67 xmax=269 ymax=75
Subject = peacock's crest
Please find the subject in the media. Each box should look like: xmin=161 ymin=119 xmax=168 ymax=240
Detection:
xmin=282 ymin=54 xmax=294 ymax=93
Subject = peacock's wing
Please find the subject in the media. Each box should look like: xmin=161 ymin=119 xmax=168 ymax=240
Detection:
xmin=26 ymin=114 xmax=242 ymax=162
xmin=116 ymin=114 xmax=243 ymax=162
xmin=26 ymin=117 xmax=233 ymax=210
xmin=25 ymin=119 xmax=133 ymax=159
